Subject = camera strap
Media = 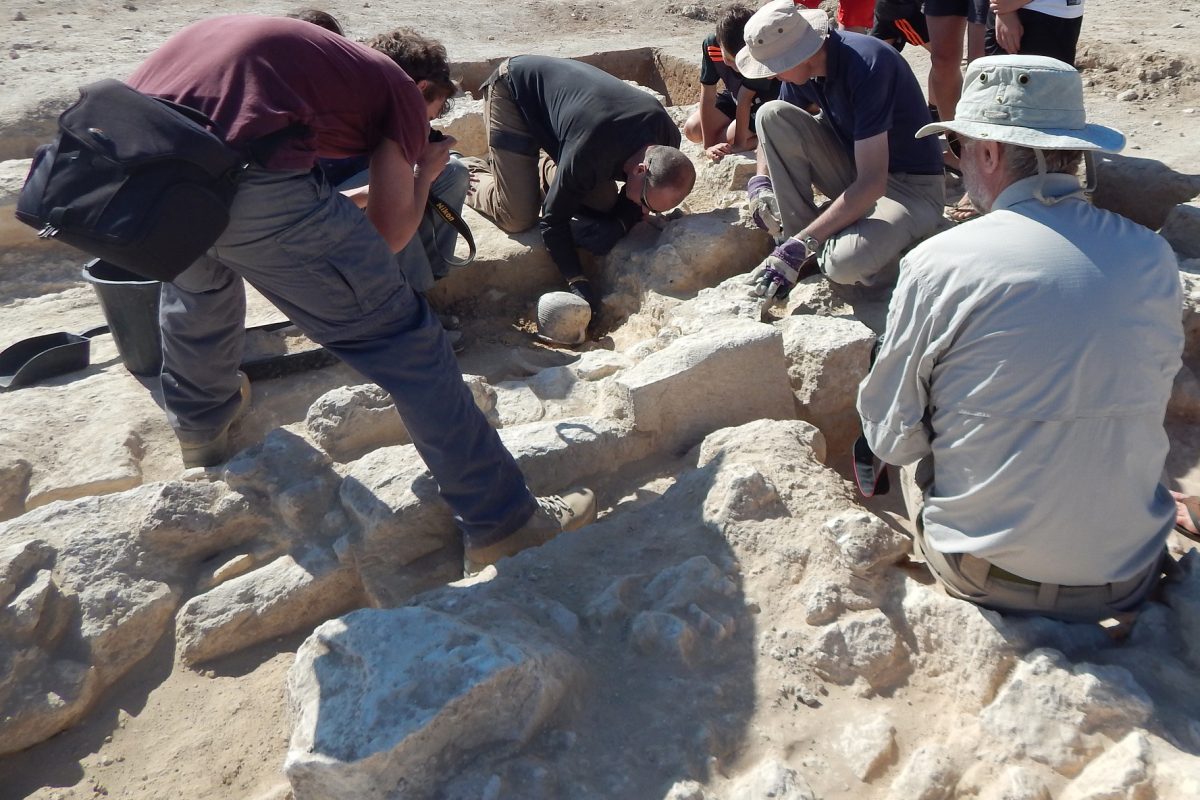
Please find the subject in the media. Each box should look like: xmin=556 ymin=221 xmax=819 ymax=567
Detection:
xmin=427 ymin=192 xmax=476 ymax=267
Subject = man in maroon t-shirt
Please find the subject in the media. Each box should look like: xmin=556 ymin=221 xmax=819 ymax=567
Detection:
xmin=128 ymin=16 xmax=595 ymax=573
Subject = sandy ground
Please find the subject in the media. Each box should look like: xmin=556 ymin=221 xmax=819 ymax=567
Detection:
xmin=0 ymin=1 xmax=1197 ymax=798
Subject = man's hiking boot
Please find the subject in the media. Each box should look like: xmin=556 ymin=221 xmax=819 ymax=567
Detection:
xmin=178 ymin=371 xmax=251 ymax=469
xmin=463 ymin=489 xmax=596 ymax=576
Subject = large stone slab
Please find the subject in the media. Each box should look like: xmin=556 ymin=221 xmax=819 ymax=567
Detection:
xmin=285 ymin=606 xmax=582 ymax=800
xmin=780 ymin=315 xmax=876 ymax=454
xmin=602 ymin=320 xmax=796 ymax=453
xmin=175 ymin=547 xmax=363 ymax=666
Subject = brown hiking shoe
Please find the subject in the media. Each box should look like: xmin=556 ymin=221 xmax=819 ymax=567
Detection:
xmin=463 ymin=489 xmax=596 ymax=576
xmin=178 ymin=371 xmax=251 ymax=469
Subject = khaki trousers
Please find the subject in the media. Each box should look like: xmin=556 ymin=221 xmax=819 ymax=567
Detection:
xmin=756 ymin=100 xmax=947 ymax=287
xmin=900 ymin=459 xmax=1163 ymax=623
xmin=468 ymin=60 xmax=618 ymax=233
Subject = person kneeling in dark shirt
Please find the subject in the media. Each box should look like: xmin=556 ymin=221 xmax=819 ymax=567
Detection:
xmin=464 ymin=55 xmax=696 ymax=322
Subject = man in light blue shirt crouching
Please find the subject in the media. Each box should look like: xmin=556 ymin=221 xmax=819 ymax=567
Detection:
xmin=857 ymin=55 xmax=1183 ymax=622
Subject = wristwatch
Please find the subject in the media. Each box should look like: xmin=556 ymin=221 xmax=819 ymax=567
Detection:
xmin=801 ymin=234 xmax=821 ymax=258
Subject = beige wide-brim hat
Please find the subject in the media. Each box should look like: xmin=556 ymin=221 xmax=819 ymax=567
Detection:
xmin=735 ymin=2 xmax=831 ymax=80
xmin=916 ymin=55 xmax=1125 ymax=152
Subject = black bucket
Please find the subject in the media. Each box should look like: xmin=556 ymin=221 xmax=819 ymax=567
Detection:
xmin=82 ymin=259 xmax=163 ymax=377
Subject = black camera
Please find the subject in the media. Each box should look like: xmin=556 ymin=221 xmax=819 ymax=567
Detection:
xmin=429 ymin=129 xmax=446 ymax=142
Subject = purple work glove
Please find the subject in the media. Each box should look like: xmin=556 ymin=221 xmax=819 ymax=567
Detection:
xmin=747 ymin=175 xmax=783 ymax=242
xmin=747 ymin=237 xmax=815 ymax=301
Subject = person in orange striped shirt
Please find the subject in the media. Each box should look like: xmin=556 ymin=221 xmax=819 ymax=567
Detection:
xmin=870 ymin=0 xmax=931 ymax=52
xmin=682 ymin=4 xmax=781 ymax=162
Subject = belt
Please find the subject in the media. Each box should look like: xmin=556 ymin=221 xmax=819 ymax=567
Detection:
xmin=985 ymin=563 xmax=1041 ymax=586
xmin=963 ymin=552 xmax=1159 ymax=609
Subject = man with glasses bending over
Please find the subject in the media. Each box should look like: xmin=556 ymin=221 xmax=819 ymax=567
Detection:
xmin=465 ymin=55 xmax=696 ymax=321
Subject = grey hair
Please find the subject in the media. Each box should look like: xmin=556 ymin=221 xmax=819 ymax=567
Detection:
xmin=646 ymin=145 xmax=697 ymax=196
xmin=1000 ymin=144 xmax=1085 ymax=181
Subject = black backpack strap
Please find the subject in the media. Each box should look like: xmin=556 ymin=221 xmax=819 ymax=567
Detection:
xmin=427 ymin=193 xmax=476 ymax=267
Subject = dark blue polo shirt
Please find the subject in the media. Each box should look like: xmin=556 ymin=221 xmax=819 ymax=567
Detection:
xmin=779 ymin=30 xmax=942 ymax=175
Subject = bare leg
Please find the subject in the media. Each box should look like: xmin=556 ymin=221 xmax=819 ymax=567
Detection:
xmin=926 ymin=14 xmax=967 ymax=126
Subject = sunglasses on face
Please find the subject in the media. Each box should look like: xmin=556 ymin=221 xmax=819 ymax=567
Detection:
xmin=640 ymin=159 xmax=663 ymax=215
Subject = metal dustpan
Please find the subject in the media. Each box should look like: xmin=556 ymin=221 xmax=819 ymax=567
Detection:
xmin=0 ymin=325 xmax=109 ymax=391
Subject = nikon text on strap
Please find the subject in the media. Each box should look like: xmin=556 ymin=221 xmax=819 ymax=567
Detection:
xmin=427 ymin=193 xmax=476 ymax=267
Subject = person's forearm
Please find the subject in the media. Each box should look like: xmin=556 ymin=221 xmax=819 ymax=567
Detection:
xmin=989 ymin=0 xmax=1032 ymax=14
xmin=732 ymin=91 xmax=756 ymax=149
xmin=699 ymin=94 xmax=726 ymax=148
xmin=540 ymin=217 xmax=585 ymax=281
xmin=369 ymin=168 xmax=433 ymax=253
xmin=801 ymin=172 xmax=887 ymax=244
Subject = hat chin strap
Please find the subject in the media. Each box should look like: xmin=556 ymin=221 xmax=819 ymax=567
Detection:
xmin=1032 ymin=148 xmax=1058 ymax=206
xmin=1031 ymin=148 xmax=1090 ymax=206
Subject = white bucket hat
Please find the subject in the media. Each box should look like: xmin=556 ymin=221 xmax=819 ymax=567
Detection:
xmin=916 ymin=55 xmax=1125 ymax=152
xmin=735 ymin=1 xmax=831 ymax=80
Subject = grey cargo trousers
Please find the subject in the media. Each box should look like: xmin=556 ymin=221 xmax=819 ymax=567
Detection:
xmin=159 ymin=165 xmax=537 ymax=546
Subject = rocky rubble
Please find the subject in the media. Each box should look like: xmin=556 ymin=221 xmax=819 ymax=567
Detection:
xmin=1 ymin=70 xmax=1200 ymax=800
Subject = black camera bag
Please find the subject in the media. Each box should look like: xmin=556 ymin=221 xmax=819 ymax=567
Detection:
xmin=15 ymin=79 xmax=247 ymax=282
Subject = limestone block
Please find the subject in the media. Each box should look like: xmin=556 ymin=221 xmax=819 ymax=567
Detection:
xmin=1091 ymin=154 xmax=1200 ymax=230
xmin=1179 ymin=266 xmax=1200 ymax=361
xmin=0 ymin=538 xmax=54 ymax=606
xmin=3 ymin=568 xmax=58 ymax=643
xmin=1159 ymin=200 xmax=1200 ymax=258
xmin=305 ymin=383 xmax=409 ymax=461
xmin=630 ymin=610 xmax=698 ymax=662
xmin=305 ymin=377 xmax=497 ymax=461
xmin=644 ymin=555 xmax=739 ymax=613
xmin=900 ymin=583 xmax=1022 ymax=709
xmin=664 ymin=781 xmax=709 ymax=800
xmin=977 ymin=766 xmax=1052 ymax=800
xmin=836 ymin=715 xmax=898 ymax=782
xmin=1146 ymin=735 xmax=1200 ymax=797
xmin=727 ymin=758 xmax=816 ymax=800
xmin=978 ymin=648 xmax=1154 ymax=775
xmin=338 ymin=444 xmax=456 ymax=581
xmin=137 ymin=480 xmax=268 ymax=562
xmin=438 ymin=98 xmax=485 ymax=158
xmin=1161 ymin=550 xmax=1200 ymax=668
xmin=605 ymin=209 xmax=773 ymax=308
xmin=702 ymin=462 xmax=788 ymax=527
xmin=0 ymin=652 xmax=99 ymax=756
xmin=1168 ymin=363 xmax=1200 ymax=420
xmin=426 ymin=207 xmax=559 ymax=311
xmin=0 ymin=458 xmax=30 ymax=521
xmin=224 ymin=430 xmax=341 ymax=535
xmin=73 ymin=572 xmax=178 ymax=686
xmin=687 ymin=145 xmax=758 ymax=210
xmin=622 ymin=79 xmax=667 ymax=105
xmin=1059 ymin=731 xmax=1151 ymax=800
xmin=586 ymin=556 xmax=738 ymax=662
xmin=806 ymin=609 xmax=909 ymax=691
xmin=667 ymin=276 xmax=768 ymax=336
xmin=696 ymin=419 xmax=827 ymax=474
xmin=285 ymin=607 xmax=583 ymax=800
xmin=602 ymin=320 xmax=795 ymax=453
xmin=798 ymin=580 xmax=846 ymax=626
xmin=497 ymin=416 xmax=655 ymax=493
xmin=492 ymin=381 xmax=547 ymax=427
xmin=822 ymin=511 xmax=910 ymax=576
xmin=887 ymin=743 xmax=959 ymax=800
xmin=25 ymin=425 xmax=143 ymax=511
xmin=780 ymin=315 xmax=876 ymax=452
xmin=176 ymin=548 xmax=364 ymax=666
xmin=571 ymin=350 xmax=630 ymax=381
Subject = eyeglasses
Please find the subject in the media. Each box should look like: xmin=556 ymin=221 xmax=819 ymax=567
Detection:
xmin=640 ymin=159 xmax=663 ymax=215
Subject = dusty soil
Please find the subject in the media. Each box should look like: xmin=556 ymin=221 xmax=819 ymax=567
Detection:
xmin=0 ymin=1 xmax=1197 ymax=799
